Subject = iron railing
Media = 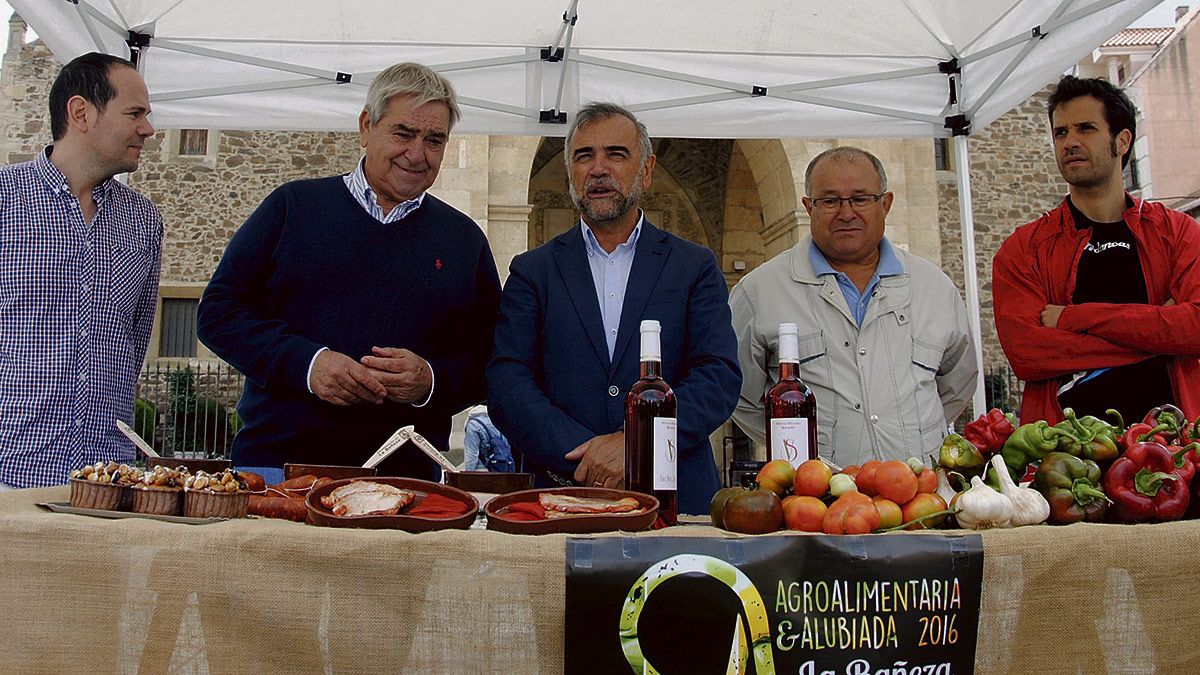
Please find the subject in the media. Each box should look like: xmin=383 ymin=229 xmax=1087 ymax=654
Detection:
xmin=134 ymin=362 xmax=245 ymax=459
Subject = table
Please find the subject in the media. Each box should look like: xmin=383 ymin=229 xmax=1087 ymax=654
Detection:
xmin=2 ymin=486 xmax=1197 ymax=673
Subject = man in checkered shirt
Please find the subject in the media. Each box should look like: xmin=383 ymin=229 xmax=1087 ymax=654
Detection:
xmin=0 ymin=53 xmax=162 ymax=489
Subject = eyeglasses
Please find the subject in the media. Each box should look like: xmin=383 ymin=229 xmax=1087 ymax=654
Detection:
xmin=806 ymin=194 xmax=885 ymax=212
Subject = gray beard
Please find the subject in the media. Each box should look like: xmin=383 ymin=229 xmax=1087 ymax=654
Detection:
xmin=570 ymin=186 xmax=641 ymax=223
xmin=568 ymin=161 xmax=647 ymax=224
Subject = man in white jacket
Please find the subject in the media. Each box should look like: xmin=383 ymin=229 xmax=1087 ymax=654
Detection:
xmin=730 ymin=146 xmax=977 ymax=468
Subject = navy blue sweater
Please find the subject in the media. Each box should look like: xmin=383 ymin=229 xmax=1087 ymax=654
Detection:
xmin=198 ymin=177 xmax=501 ymax=478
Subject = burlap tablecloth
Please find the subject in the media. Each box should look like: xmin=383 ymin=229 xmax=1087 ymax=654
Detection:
xmin=3 ymin=486 xmax=1197 ymax=673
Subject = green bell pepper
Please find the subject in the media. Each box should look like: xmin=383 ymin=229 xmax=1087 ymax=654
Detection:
xmin=1000 ymin=421 xmax=1072 ymax=476
xmin=938 ymin=433 xmax=986 ymax=471
xmin=1053 ymin=408 xmax=1120 ymax=463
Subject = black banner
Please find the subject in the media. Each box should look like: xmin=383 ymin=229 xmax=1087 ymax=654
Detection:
xmin=565 ymin=534 xmax=983 ymax=675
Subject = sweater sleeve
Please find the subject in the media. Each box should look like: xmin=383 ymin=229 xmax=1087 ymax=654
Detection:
xmin=197 ymin=185 xmax=325 ymax=394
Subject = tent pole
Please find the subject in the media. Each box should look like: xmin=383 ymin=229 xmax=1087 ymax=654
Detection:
xmin=953 ymin=134 xmax=987 ymax=419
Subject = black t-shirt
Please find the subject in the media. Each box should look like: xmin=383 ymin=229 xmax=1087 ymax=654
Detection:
xmin=1056 ymin=197 xmax=1175 ymax=423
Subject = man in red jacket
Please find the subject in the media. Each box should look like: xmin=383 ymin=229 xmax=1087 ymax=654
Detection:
xmin=994 ymin=75 xmax=1200 ymax=425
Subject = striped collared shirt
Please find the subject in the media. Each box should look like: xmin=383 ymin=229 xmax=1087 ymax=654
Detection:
xmin=0 ymin=147 xmax=163 ymax=488
xmin=342 ymin=158 xmax=426 ymax=223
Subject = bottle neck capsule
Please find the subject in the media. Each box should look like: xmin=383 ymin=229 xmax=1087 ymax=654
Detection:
xmin=779 ymin=360 xmax=799 ymax=381
xmin=640 ymin=358 xmax=662 ymax=379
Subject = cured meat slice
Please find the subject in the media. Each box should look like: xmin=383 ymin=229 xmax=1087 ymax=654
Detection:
xmin=321 ymin=481 xmax=415 ymax=516
xmin=538 ymin=493 xmax=643 ymax=515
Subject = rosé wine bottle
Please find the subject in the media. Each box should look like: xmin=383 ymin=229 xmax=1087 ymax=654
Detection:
xmin=625 ymin=320 xmax=677 ymax=526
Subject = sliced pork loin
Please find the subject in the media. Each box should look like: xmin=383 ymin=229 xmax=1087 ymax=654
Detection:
xmin=321 ymin=481 xmax=415 ymax=516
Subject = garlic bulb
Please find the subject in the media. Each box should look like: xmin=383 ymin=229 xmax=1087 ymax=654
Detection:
xmin=990 ymin=455 xmax=1050 ymax=526
xmin=954 ymin=476 xmax=1013 ymax=529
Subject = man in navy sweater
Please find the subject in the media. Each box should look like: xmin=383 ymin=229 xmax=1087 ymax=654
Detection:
xmin=198 ymin=63 xmax=501 ymax=479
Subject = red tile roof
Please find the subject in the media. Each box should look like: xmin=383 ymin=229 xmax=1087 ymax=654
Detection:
xmin=1102 ymin=27 xmax=1174 ymax=47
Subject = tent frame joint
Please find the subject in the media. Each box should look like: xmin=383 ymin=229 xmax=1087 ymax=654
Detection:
xmin=126 ymin=30 xmax=151 ymax=66
xmin=938 ymin=58 xmax=961 ymax=75
xmin=944 ymin=113 xmax=970 ymax=136
xmin=751 ymin=86 xmax=767 ymax=97
xmin=539 ymin=109 xmax=567 ymax=124
xmin=1032 ymin=25 xmax=1047 ymax=40
xmin=541 ymin=47 xmax=565 ymax=62
xmin=335 ymin=72 xmax=352 ymax=84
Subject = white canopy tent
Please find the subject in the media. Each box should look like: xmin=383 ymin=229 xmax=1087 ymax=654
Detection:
xmin=12 ymin=0 xmax=1160 ymax=416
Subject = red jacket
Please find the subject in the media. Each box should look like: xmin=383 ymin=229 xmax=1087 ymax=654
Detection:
xmin=993 ymin=195 xmax=1200 ymax=424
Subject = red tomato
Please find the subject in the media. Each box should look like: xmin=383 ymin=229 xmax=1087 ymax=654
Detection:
xmin=792 ymin=459 xmax=833 ymax=498
xmin=782 ymin=495 xmax=826 ymax=532
xmin=756 ymin=459 xmax=796 ymax=498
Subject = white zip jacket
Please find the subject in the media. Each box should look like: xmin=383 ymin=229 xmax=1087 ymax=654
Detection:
xmin=730 ymin=236 xmax=977 ymax=468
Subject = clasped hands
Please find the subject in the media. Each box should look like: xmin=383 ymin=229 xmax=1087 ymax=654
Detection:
xmin=309 ymin=347 xmax=431 ymax=407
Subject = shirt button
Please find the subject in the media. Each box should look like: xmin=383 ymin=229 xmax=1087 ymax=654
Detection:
xmin=80 ymin=328 xmax=88 ymax=338
xmin=75 ymin=419 xmax=83 ymax=427
xmin=854 ymin=403 xmax=862 ymax=410
xmin=608 ymin=385 xmax=619 ymax=397
xmin=870 ymin=415 xmax=879 ymax=423
xmin=858 ymin=347 xmax=867 ymax=356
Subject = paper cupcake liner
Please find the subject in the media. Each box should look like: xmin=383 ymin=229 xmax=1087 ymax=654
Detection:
xmin=183 ymin=490 xmax=248 ymax=519
xmin=69 ymin=479 xmax=127 ymax=511
xmin=130 ymin=487 xmax=181 ymax=516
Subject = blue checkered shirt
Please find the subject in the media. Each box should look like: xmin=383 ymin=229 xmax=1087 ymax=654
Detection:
xmin=0 ymin=147 xmax=163 ymax=488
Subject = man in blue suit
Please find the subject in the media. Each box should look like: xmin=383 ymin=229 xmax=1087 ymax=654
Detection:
xmin=487 ymin=102 xmax=741 ymax=515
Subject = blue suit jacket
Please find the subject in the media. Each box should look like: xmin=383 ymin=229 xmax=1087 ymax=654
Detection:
xmin=487 ymin=219 xmax=741 ymax=514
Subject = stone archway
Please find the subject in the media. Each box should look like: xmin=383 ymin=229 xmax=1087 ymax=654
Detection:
xmin=486 ymin=136 xmax=541 ymax=282
xmin=525 ymin=137 xmax=733 ymax=258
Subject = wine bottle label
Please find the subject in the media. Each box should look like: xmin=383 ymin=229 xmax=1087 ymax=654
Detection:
xmin=652 ymin=417 xmax=677 ymax=490
xmin=770 ymin=418 xmax=809 ymax=468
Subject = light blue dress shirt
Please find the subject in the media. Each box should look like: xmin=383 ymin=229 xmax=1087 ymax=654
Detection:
xmin=809 ymin=236 xmax=904 ymax=326
xmin=581 ymin=212 xmax=644 ymax=359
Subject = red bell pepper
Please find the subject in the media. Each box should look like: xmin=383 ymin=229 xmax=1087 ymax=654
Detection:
xmin=1102 ymin=441 xmax=1191 ymax=523
xmin=1118 ymin=422 xmax=1169 ymax=453
xmin=962 ymin=408 xmax=1017 ymax=457
xmin=1141 ymin=404 xmax=1187 ymax=443
xmin=1170 ymin=443 xmax=1197 ymax=487
xmin=1182 ymin=417 xmax=1200 ymax=446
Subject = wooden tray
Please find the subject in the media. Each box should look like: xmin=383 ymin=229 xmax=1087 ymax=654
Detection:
xmin=284 ymin=463 xmax=378 ymax=481
xmin=37 ymin=502 xmax=227 ymax=525
xmin=305 ymin=477 xmax=478 ymax=531
xmin=484 ymin=487 xmax=658 ymax=535
xmin=444 ymin=471 xmax=534 ymax=495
